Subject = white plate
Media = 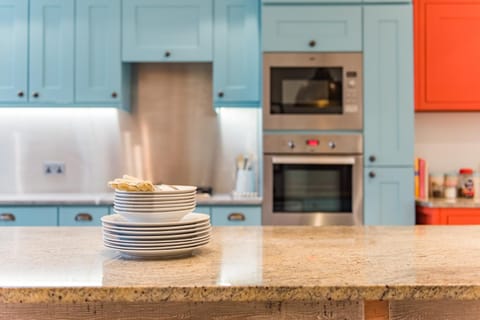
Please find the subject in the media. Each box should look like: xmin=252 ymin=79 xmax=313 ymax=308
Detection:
xmin=114 ymin=202 xmax=196 ymax=211
xmin=103 ymin=228 xmax=211 ymax=241
xmin=104 ymin=239 xmax=209 ymax=250
xmin=102 ymin=220 xmax=210 ymax=233
xmin=102 ymin=213 xmax=209 ymax=227
xmin=115 ymin=185 xmax=196 ymax=195
xmin=105 ymin=243 xmax=209 ymax=259
xmin=114 ymin=204 xmax=195 ymax=213
xmin=104 ymin=235 xmax=210 ymax=248
xmin=104 ymin=233 xmax=210 ymax=245
xmin=117 ymin=211 xmax=191 ymax=223
xmin=113 ymin=198 xmax=196 ymax=206
xmin=114 ymin=193 xmax=196 ymax=200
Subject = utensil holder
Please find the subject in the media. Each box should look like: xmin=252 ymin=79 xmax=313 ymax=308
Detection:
xmin=235 ymin=170 xmax=255 ymax=193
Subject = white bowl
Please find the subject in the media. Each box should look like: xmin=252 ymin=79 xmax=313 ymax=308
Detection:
xmin=117 ymin=210 xmax=192 ymax=223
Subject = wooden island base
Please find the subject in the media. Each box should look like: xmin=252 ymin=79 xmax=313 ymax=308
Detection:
xmin=2 ymin=300 xmax=480 ymax=320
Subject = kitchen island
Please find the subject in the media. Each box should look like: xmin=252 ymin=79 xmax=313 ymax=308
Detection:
xmin=1 ymin=226 xmax=480 ymax=319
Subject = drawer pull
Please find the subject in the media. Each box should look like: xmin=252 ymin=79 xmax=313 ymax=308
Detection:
xmin=75 ymin=213 xmax=93 ymax=222
xmin=0 ymin=213 xmax=15 ymax=222
xmin=227 ymin=213 xmax=245 ymax=222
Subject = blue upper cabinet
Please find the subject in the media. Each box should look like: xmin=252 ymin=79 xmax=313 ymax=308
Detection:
xmin=364 ymin=5 xmax=414 ymax=167
xmin=364 ymin=167 xmax=414 ymax=225
xmin=122 ymin=0 xmax=213 ymax=62
xmin=0 ymin=0 xmax=28 ymax=103
xmin=76 ymin=0 xmax=124 ymax=105
xmin=29 ymin=0 xmax=74 ymax=104
xmin=262 ymin=5 xmax=362 ymax=52
xmin=213 ymin=0 xmax=260 ymax=107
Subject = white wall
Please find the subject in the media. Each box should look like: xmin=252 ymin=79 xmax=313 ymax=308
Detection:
xmin=415 ymin=113 xmax=480 ymax=174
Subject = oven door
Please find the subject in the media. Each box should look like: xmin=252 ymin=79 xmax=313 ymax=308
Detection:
xmin=263 ymin=155 xmax=363 ymax=225
xmin=263 ymin=52 xmax=363 ymax=130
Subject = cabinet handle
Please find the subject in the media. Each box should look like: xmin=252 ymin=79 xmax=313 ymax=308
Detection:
xmin=75 ymin=213 xmax=93 ymax=222
xmin=164 ymin=51 xmax=171 ymax=58
xmin=369 ymin=171 xmax=376 ymax=178
xmin=0 ymin=213 xmax=15 ymax=222
xmin=111 ymin=92 xmax=118 ymax=98
xmin=32 ymin=92 xmax=39 ymax=98
xmin=369 ymin=155 xmax=376 ymax=163
xmin=309 ymin=40 xmax=316 ymax=48
xmin=17 ymin=91 xmax=24 ymax=98
xmin=218 ymin=91 xmax=224 ymax=98
xmin=227 ymin=213 xmax=246 ymax=221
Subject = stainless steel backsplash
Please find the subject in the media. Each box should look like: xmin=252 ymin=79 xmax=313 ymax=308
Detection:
xmin=0 ymin=63 xmax=260 ymax=194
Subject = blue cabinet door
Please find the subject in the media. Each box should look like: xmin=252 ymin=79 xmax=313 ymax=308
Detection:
xmin=29 ymin=0 xmax=74 ymax=103
xmin=364 ymin=5 xmax=414 ymax=167
xmin=364 ymin=168 xmax=414 ymax=225
xmin=262 ymin=6 xmax=362 ymax=52
xmin=59 ymin=206 xmax=109 ymax=226
xmin=196 ymin=205 xmax=211 ymax=217
xmin=122 ymin=0 xmax=213 ymax=62
xmin=0 ymin=207 xmax=57 ymax=226
xmin=76 ymin=0 xmax=122 ymax=104
xmin=213 ymin=0 xmax=260 ymax=107
xmin=211 ymin=206 xmax=261 ymax=226
xmin=0 ymin=0 xmax=28 ymax=103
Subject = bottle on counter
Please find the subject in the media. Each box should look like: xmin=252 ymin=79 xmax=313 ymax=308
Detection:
xmin=459 ymin=168 xmax=474 ymax=198
xmin=444 ymin=172 xmax=458 ymax=200
xmin=429 ymin=172 xmax=444 ymax=198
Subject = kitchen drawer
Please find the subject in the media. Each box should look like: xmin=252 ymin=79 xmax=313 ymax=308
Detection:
xmin=262 ymin=5 xmax=362 ymax=52
xmin=58 ymin=206 xmax=109 ymax=226
xmin=211 ymin=206 xmax=261 ymax=226
xmin=0 ymin=206 xmax=57 ymax=226
xmin=196 ymin=205 xmax=211 ymax=217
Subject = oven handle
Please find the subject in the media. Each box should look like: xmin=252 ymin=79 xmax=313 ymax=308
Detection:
xmin=272 ymin=156 xmax=356 ymax=165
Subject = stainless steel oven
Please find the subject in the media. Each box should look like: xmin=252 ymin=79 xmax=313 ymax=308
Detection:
xmin=263 ymin=134 xmax=363 ymax=225
xmin=263 ymin=52 xmax=363 ymax=131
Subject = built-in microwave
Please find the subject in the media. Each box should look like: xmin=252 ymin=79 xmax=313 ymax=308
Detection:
xmin=263 ymin=52 xmax=363 ymax=131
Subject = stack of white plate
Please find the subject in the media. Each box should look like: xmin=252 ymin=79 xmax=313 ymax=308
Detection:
xmin=102 ymin=213 xmax=211 ymax=259
xmin=113 ymin=185 xmax=197 ymax=222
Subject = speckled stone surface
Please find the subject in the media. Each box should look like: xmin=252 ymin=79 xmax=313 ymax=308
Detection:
xmin=0 ymin=193 xmax=262 ymax=206
xmin=416 ymin=198 xmax=480 ymax=208
xmin=2 ymin=226 xmax=480 ymax=304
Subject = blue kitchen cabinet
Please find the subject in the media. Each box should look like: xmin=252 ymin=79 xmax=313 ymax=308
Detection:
xmin=0 ymin=0 xmax=28 ymax=103
xmin=0 ymin=207 xmax=57 ymax=226
xmin=196 ymin=206 xmax=211 ymax=217
xmin=364 ymin=168 xmax=414 ymax=225
xmin=363 ymin=5 xmax=414 ymax=225
xmin=29 ymin=0 xmax=74 ymax=104
xmin=262 ymin=6 xmax=362 ymax=52
xmin=58 ymin=206 xmax=110 ymax=226
xmin=211 ymin=206 xmax=261 ymax=226
xmin=122 ymin=0 xmax=213 ymax=62
xmin=213 ymin=0 xmax=260 ymax=107
xmin=364 ymin=5 xmax=414 ymax=167
xmin=76 ymin=0 xmax=128 ymax=108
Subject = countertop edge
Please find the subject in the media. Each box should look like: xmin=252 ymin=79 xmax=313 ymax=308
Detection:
xmin=2 ymin=285 xmax=480 ymax=304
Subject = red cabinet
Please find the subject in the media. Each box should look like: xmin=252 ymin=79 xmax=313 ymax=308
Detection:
xmin=415 ymin=0 xmax=480 ymax=111
xmin=417 ymin=206 xmax=480 ymax=225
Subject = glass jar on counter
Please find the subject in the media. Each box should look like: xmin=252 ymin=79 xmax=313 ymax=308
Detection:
xmin=429 ymin=172 xmax=444 ymax=198
xmin=459 ymin=168 xmax=474 ymax=198
xmin=444 ymin=172 xmax=458 ymax=200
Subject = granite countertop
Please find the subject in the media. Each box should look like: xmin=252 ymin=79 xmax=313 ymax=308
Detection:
xmin=1 ymin=225 xmax=480 ymax=304
xmin=416 ymin=198 xmax=480 ymax=208
xmin=0 ymin=193 xmax=262 ymax=206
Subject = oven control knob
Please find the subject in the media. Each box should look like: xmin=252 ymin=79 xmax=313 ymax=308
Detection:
xmin=328 ymin=141 xmax=336 ymax=149
xmin=287 ymin=141 xmax=295 ymax=149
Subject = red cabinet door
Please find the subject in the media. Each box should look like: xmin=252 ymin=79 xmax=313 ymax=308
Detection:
xmin=415 ymin=0 xmax=480 ymax=111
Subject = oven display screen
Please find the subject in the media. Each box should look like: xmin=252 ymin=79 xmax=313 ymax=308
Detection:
xmin=273 ymin=164 xmax=352 ymax=213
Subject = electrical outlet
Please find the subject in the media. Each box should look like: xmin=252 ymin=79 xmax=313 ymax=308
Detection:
xmin=44 ymin=162 xmax=65 ymax=175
